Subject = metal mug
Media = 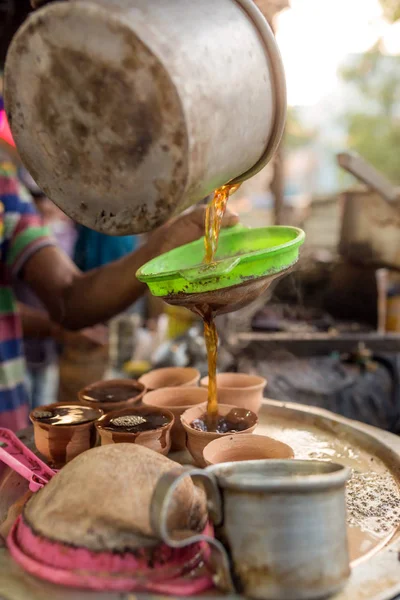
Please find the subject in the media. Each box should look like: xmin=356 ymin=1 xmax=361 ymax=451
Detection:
xmin=151 ymin=459 xmax=351 ymax=600
xmin=5 ymin=0 xmax=286 ymax=235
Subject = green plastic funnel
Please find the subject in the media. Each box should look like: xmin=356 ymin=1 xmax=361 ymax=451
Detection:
xmin=137 ymin=226 xmax=305 ymax=301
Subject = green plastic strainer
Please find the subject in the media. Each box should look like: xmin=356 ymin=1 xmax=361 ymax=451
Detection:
xmin=137 ymin=225 xmax=305 ymax=312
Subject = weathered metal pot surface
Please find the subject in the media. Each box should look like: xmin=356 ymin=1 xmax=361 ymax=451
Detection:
xmin=5 ymin=0 xmax=286 ymax=234
xmin=1 ymin=400 xmax=400 ymax=600
xmin=339 ymin=187 xmax=400 ymax=270
xmin=211 ymin=460 xmax=350 ymax=599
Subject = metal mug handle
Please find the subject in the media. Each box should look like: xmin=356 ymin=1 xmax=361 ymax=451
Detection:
xmin=150 ymin=466 xmax=235 ymax=592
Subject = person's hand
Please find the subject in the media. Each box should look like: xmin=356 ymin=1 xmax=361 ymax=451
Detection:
xmin=60 ymin=324 xmax=108 ymax=349
xmin=146 ymin=205 xmax=239 ymax=257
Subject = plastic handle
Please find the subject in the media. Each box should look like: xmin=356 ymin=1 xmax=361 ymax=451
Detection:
xmin=179 ymin=257 xmax=242 ymax=283
xmin=0 ymin=428 xmax=56 ymax=492
xmin=0 ymin=447 xmax=42 ymax=491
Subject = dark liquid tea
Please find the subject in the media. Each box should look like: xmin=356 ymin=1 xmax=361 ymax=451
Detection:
xmin=202 ymin=183 xmax=239 ymax=429
xmin=203 ymin=314 xmax=219 ymax=428
xmin=191 ymin=408 xmax=256 ymax=434
xmin=32 ymin=405 xmax=99 ymax=426
xmin=82 ymin=385 xmax=141 ymax=404
xmin=204 ymin=184 xmax=238 ymax=264
xmin=104 ymin=411 xmax=170 ymax=433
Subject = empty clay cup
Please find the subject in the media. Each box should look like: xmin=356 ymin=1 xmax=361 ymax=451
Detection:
xmin=79 ymin=378 xmax=146 ymax=413
xmin=200 ymin=372 xmax=266 ymax=414
xmin=30 ymin=403 xmax=103 ymax=468
xmin=139 ymin=367 xmax=200 ymax=391
xmin=181 ymin=403 xmax=258 ymax=467
xmin=203 ymin=433 xmax=294 ymax=466
xmin=96 ymin=406 xmax=174 ymax=455
xmin=143 ymin=387 xmax=208 ymax=451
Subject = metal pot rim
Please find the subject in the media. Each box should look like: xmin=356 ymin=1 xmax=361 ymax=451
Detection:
xmin=207 ymin=459 xmax=351 ymax=492
xmin=230 ymin=0 xmax=287 ymax=185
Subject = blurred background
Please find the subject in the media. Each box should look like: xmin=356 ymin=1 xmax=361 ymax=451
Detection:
xmin=2 ymin=0 xmax=400 ymax=432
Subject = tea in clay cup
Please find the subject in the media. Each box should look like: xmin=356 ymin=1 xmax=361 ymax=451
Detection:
xmin=200 ymin=373 xmax=266 ymax=414
xmin=143 ymin=387 xmax=208 ymax=451
xmin=139 ymin=367 xmax=200 ymax=391
xmin=95 ymin=406 xmax=174 ymax=455
xmin=181 ymin=403 xmax=258 ymax=467
xmin=78 ymin=378 xmax=146 ymax=413
xmin=203 ymin=433 xmax=294 ymax=466
xmin=30 ymin=403 xmax=103 ymax=468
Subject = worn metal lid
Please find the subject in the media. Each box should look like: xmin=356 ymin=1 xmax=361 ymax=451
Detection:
xmin=5 ymin=1 xmax=188 ymax=235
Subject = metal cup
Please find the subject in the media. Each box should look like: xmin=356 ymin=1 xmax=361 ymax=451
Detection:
xmin=151 ymin=459 xmax=351 ymax=600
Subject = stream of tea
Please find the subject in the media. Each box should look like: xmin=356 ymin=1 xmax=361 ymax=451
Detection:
xmin=203 ymin=183 xmax=239 ymax=429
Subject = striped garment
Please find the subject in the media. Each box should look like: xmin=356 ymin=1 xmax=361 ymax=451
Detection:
xmin=0 ymin=160 xmax=54 ymax=431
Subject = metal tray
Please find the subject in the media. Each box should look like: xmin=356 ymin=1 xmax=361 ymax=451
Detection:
xmin=0 ymin=399 xmax=399 ymax=600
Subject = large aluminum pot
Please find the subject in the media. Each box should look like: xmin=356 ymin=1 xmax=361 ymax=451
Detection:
xmin=4 ymin=0 xmax=286 ymax=235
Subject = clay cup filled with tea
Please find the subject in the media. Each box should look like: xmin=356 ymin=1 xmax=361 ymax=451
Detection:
xmin=181 ymin=403 xmax=258 ymax=467
xmin=30 ymin=403 xmax=103 ymax=467
xmin=96 ymin=407 xmax=174 ymax=455
xmin=79 ymin=378 xmax=145 ymax=413
xmin=143 ymin=386 xmax=208 ymax=451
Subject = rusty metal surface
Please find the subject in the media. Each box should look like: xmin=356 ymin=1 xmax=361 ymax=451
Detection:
xmin=339 ymin=188 xmax=400 ymax=270
xmin=1 ymin=400 xmax=400 ymax=599
xmin=5 ymin=0 xmax=282 ymax=234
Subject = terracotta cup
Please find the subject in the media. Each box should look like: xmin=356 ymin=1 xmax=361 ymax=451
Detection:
xmin=200 ymin=372 xmax=266 ymax=414
xmin=142 ymin=387 xmax=208 ymax=451
xmin=181 ymin=403 xmax=258 ymax=467
xmin=95 ymin=406 xmax=174 ymax=455
xmin=30 ymin=403 xmax=103 ymax=468
xmin=139 ymin=367 xmax=200 ymax=391
xmin=203 ymin=433 xmax=294 ymax=466
xmin=78 ymin=378 xmax=146 ymax=413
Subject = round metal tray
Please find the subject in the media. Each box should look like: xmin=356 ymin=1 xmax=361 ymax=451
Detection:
xmin=1 ymin=399 xmax=400 ymax=600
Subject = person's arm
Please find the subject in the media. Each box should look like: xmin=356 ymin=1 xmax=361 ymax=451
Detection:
xmin=22 ymin=242 xmax=153 ymax=330
xmin=21 ymin=206 xmax=239 ymax=330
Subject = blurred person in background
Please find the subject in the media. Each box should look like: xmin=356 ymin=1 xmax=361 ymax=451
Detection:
xmin=73 ymin=224 xmax=145 ymax=320
xmin=0 ymin=92 xmax=238 ymax=430
xmin=14 ymin=178 xmax=78 ymax=408
xmin=74 ymin=225 xmax=138 ymax=273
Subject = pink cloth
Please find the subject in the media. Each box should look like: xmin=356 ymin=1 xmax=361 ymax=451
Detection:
xmin=9 ymin=516 xmax=214 ymax=595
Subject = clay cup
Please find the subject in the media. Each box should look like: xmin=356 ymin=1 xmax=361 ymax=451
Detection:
xmin=200 ymin=372 xmax=266 ymax=414
xmin=96 ymin=406 xmax=174 ymax=455
xmin=30 ymin=403 xmax=103 ymax=468
xmin=139 ymin=367 xmax=200 ymax=391
xmin=181 ymin=403 xmax=258 ymax=467
xmin=203 ymin=433 xmax=294 ymax=466
xmin=79 ymin=378 xmax=145 ymax=413
xmin=143 ymin=386 xmax=208 ymax=451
